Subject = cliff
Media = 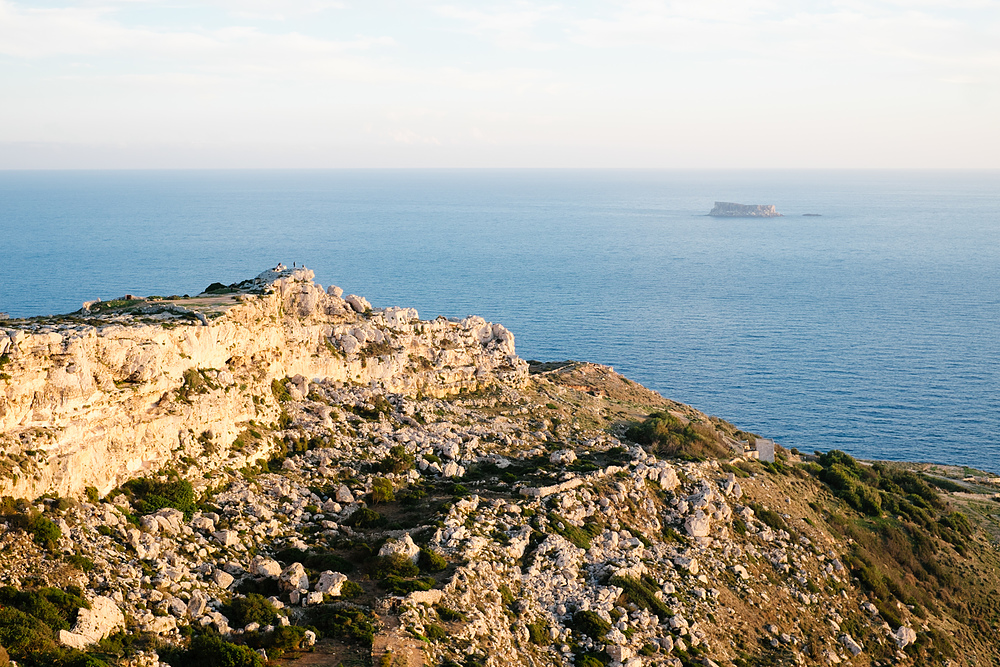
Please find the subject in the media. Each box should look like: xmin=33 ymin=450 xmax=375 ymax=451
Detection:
xmin=708 ymin=202 xmax=781 ymax=217
xmin=0 ymin=266 xmax=526 ymax=500
xmin=1 ymin=269 xmax=999 ymax=667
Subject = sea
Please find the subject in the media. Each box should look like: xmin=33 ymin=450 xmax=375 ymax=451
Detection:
xmin=2 ymin=169 xmax=998 ymax=472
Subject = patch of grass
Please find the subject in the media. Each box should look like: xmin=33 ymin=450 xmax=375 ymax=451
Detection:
xmin=570 ymin=610 xmax=611 ymax=640
xmin=526 ymin=620 xmax=549 ymax=645
xmin=548 ymin=512 xmax=592 ymax=550
xmin=609 ymin=575 xmax=671 ymax=619
xmin=625 ymin=412 xmax=730 ymax=460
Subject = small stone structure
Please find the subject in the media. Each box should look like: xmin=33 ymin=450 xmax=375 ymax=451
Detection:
xmin=755 ymin=438 xmax=775 ymax=463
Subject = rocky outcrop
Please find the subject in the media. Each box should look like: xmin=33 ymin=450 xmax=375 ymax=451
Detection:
xmin=58 ymin=596 xmax=124 ymax=649
xmin=708 ymin=202 xmax=781 ymax=217
xmin=0 ymin=266 xmax=527 ymax=500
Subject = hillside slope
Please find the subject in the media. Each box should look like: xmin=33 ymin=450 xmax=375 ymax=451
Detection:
xmin=0 ymin=269 xmax=997 ymax=667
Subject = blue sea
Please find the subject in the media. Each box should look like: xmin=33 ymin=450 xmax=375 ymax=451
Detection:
xmin=2 ymin=170 xmax=999 ymax=472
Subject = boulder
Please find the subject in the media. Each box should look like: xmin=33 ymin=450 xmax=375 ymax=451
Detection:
xmin=684 ymin=510 xmax=711 ymax=538
xmin=673 ymin=556 xmax=699 ymax=575
xmin=186 ymin=591 xmax=208 ymax=618
xmin=839 ymin=634 xmax=863 ymax=656
xmin=893 ymin=626 xmax=917 ymax=648
xmin=212 ymin=569 xmax=235 ymax=589
xmin=250 ymin=556 xmax=283 ymax=578
xmin=345 ymin=295 xmax=371 ymax=314
xmin=153 ymin=508 xmax=185 ymax=534
xmin=335 ymin=485 xmax=355 ymax=504
xmin=549 ymin=449 xmax=577 ymax=465
xmin=379 ymin=534 xmax=421 ymax=563
xmin=314 ymin=571 xmax=348 ymax=596
xmin=279 ymin=562 xmax=309 ymax=592
xmin=57 ymin=596 xmax=124 ymax=649
xmin=213 ymin=530 xmax=241 ymax=547
xmin=607 ymin=645 xmax=634 ymax=663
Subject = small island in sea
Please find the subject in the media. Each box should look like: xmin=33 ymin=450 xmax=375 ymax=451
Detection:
xmin=709 ymin=201 xmax=782 ymax=217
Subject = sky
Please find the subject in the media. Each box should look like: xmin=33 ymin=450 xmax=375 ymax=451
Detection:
xmin=1 ymin=0 xmax=999 ymax=168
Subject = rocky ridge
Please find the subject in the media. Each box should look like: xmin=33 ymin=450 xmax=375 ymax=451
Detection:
xmin=0 ymin=265 xmax=525 ymax=500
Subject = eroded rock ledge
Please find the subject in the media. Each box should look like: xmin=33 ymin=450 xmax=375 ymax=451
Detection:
xmin=0 ymin=266 xmax=527 ymax=499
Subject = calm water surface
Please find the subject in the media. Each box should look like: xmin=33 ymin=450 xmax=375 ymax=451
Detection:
xmin=2 ymin=170 xmax=998 ymax=471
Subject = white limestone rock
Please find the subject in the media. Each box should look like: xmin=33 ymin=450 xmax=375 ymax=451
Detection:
xmin=58 ymin=596 xmax=124 ymax=649
xmin=250 ymin=556 xmax=283 ymax=578
xmin=335 ymin=485 xmax=355 ymax=504
xmin=213 ymin=530 xmax=241 ymax=547
xmin=893 ymin=626 xmax=917 ymax=648
xmin=550 ymin=449 xmax=577 ymax=465
xmin=315 ymin=571 xmax=349 ymax=596
xmin=279 ymin=562 xmax=309 ymax=592
xmin=839 ymin=633 xmax=863 ymax=656
xmin=212 ymin=569 xmax=235 ymax=589
xmin=379 ymin=534 xmax=421 ymax=563
xmin=345 ymin=294 xmax=371 ymax=314
xmin=684 ymin=510 xmax=711 ymax=537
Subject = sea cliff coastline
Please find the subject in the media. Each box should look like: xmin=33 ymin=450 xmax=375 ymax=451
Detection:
xmin=0 ymin=267 xmax=996 ymax=667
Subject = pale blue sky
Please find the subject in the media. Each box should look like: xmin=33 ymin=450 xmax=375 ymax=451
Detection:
xmin=1 ymin=0 xmax=998 ymax=168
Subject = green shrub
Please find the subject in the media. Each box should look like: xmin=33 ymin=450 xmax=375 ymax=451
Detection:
xmin=381 ymin=445 xmax=415 ymax=474
xmin=64 ymin=554 xmax=95 ymax=572
xmin=344 ymin=507 xmax=385 ymax=528
xmin=0 ymin=585 xmax=89 ymax=631
xmin=625 ymin=412 xmax=730 ymax=460
xmin=27 ymin=514 xmax=61 ymax=550
xmin=223 ymin=594 xmax=276 ymax=628
xmin=267 ymin=625 xmax=306 ymax=653
xmin=548 ymin=513 xmax=591 ymax=550
xmin=305 ymin=608 xmax=375 ymax=645
xmin=119 ymin=473 xmax=196 ymax=520
xmin=272 ymin=548 xmax=354 ymax=574
xmin=435 ymin=606 xmax=466 ymax=622
xmin=340 ymin=581 xmax=364 ymax=598
xmin=418 ymin=548 xmax=448 ymax=573
xmin=609 ymin=575 xmax=671 ymax=619
xmin=162 ymin=632 xmax=264 ymax=667
xmin=379 ymin=576 xmax=434 ymax=595
xmin=424 ymin=623 xmax=447 ymax=640
xmin=0 ymin=607 xmax=58 ymax=657
xmin=371 ymin=478 xmax=394 ymax=504
xmin=749 ymin=503 xmax=791 ymax=534
xmin=527 ymin=620 xmax=549 ymax=645
xmin=270 ymin=379 xmax=292 ymax=403
xmin=570 ymin=610 xmax=610 ymax=640
xmin=84 ymin=486 xmax=100 ymax=504
xmin=177 ymin=368 xmax=216 ymax=404
xmin=374 ymin=553 xmax=420 ymax=579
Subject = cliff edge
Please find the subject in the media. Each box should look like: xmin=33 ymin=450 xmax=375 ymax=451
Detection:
xmin=0 ymin=266 xmax=526 ymax=499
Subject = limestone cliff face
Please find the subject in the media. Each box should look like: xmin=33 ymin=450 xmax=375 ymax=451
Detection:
xmin=0 ymin=267 xmax=527 ymax=499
